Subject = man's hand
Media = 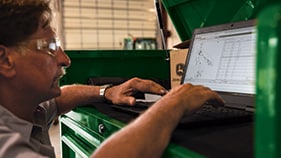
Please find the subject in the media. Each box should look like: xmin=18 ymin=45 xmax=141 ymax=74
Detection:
xmin=104 ymin=77 xmax=167 ymax=105
xmin=160 ymin=83 xmax=225 ymax=116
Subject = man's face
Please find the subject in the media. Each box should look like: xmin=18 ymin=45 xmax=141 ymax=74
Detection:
xmin=11 ymin=22 xmax=71 ymax=102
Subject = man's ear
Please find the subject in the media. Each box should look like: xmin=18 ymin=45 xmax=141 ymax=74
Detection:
xmin=0 ymin=45 xmax=16 ymax=78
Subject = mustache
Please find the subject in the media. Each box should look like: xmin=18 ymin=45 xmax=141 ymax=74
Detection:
xmin=61 ymin=67 xmax=67 ymax=76
xmin=58 ymin=67 xmax=67 ymax=79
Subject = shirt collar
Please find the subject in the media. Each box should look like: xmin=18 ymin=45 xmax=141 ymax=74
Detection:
xmin=0 ymin=105 xmax=36 ymax=141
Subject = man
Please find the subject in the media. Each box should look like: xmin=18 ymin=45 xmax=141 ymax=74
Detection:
xmin=0 ymin=0 xmax=224 ymax=158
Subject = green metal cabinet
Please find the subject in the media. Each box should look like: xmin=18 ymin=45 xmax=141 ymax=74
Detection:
xmin=255 ymin=2 xmax=281 ymax=158
xmin=60 ymin=50 xmax=170 ymax=86
xmin=61 ymin=107 xmax=206 ymax=158
xmin=161 ymin=0 xmax=278 ymax=41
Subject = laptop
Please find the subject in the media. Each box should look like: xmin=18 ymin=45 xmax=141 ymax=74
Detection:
xmin=112 ymin=19 xmax=256 ymax=125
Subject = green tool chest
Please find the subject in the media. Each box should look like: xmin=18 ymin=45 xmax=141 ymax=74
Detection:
xmin=162 ymin=0 xmax=277 ymax=41
xmin=61 ymin=106 xmax=207 ymax=158
xmin=60 ymin=50 xmax=170 ymax=86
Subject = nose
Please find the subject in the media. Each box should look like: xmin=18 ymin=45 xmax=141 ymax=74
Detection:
xmin=56 ymin=47 xmax=71 ymax=68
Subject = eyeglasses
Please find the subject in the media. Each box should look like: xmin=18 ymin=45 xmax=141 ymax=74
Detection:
xmin=35 ymin=37 xmax=61 ymax=57
xmin=17 ymin=37 xmax=61 ymax=57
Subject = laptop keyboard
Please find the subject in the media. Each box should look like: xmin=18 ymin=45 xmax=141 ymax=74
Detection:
xmin=111 ymin=101 xmax=253 ymax=126
xmin=180 ymin=104 xmax=253 ymax=125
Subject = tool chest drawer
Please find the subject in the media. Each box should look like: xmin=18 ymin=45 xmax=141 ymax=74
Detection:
xmin=60 ymin=106 xmax=124 ymax=158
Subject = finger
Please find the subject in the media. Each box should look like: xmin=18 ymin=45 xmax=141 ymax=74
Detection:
xmin=179 ymin=84 xmax=224 ymax=114
xmin=206 ymin=98 xmax=225 ymax=108
xmin=128 ymin=78 xmax=167 ymax=95
xmin=201 ymin=87 xmax=225 ymax=107
xmin=114 ymin=96 xmax=136 ymax=106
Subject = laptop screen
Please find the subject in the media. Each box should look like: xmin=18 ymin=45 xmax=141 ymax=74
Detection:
xmin=182 ymin=21 xmax=256 ymax=95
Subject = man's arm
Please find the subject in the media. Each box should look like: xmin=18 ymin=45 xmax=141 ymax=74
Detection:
xmin=55 ymin=77 xmax=167 ymax=115
xmin=54 ymin=84 xmax=101 ymax=115
xmin=91 ymin=83 xmax=224 ymax=158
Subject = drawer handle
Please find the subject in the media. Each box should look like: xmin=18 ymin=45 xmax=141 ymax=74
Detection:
xmin=98 ymin=124 xmax=106 ymax=134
